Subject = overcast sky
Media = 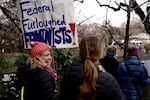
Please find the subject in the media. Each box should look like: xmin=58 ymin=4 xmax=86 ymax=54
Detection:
xmin=74 ymin=0 xmax=146 ymax=27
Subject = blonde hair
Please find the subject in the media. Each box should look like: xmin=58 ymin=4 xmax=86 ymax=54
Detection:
xmin=30 ymin=50 xmax=55 ymax=69
xmin=78 ymin=36 xmax=103 ymax=100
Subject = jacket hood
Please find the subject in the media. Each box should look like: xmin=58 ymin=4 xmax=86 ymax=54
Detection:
xmin=125 ymin=58 xmax=141 ymax=65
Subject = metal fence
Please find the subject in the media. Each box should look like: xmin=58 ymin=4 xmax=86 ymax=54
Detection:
xmin=0 ymin=72 xmax=17 ymax=99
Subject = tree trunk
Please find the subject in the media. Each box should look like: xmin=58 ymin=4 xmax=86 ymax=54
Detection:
xmin=123 ymin=0 xmax=132 ymax=59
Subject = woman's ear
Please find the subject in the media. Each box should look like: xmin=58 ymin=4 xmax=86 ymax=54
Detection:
xmin=36 ymin=57 xmax=40 ymax=61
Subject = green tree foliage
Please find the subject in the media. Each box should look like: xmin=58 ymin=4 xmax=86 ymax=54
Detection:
xmin=0 ymin=54 xmax=18 ymax=73
xmin=53 ymin=48 xmax=78 ymax=74
xmin=0 ymin=55 xmax=8 ymax=72
xmin=15 ymin=54 xmax=30 ymax=66
xmin=53 ymin=48 xmax=78 ymax=88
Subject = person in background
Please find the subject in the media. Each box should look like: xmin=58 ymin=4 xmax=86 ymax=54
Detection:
xmin=59 ymin=36 xmax=126 ymax=100
xmin=14 ymin=41 xmax=58 ymax=100
xmin=100 ymin=45 xmax=119 ymax=78
xmin=116 ymin=46 xmax=150 ymax=100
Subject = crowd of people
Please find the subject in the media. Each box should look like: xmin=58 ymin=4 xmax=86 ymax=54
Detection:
xmin=7 ymin=35 xmax=150 ymax=100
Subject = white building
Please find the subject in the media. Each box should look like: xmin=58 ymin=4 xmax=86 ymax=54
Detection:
xmin=130 ymin=33 xmax=150 ymax=45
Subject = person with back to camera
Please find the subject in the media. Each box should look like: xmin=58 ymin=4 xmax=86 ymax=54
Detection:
xmin=59 ymin=35 xmax=126 ymax=100
xmin=14 ymin=41 xmax=58 ymax=100
xmin=100 ymin=45 xmax=119 ymax=78
xmin=116 ymin=46 xmax=150 ymax=100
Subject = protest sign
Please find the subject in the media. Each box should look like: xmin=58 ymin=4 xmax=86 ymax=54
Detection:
xmin=17 ymin=0 xmax=78 ymax=49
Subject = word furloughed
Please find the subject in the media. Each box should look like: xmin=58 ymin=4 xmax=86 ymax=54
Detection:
xmin=17 ymin=0 xmax=78 ymax=49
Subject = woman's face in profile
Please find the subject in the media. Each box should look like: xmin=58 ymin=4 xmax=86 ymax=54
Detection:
xmin=41 ymin=50 xmax=52 ymax=66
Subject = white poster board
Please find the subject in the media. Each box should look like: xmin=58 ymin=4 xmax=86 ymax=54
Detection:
xmin=17 ymin=0 xmax=78 ymax=49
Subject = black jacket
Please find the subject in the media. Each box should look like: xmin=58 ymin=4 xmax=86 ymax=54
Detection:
xmin=59 ymin=60 xmax=126 ymax=100
xmin=15 ymin=64 xmax=57 ymax=100
xmin=100 ymin=55 xmax=119 ymax=78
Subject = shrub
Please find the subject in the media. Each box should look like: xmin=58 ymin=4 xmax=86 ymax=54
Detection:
xmin=15 ymin=54 xmax=30 ymax=66
xmin=53 ymin=48 xmax=78 ymax=89
xmin=0 ymin=54 xmax=8 ymax=73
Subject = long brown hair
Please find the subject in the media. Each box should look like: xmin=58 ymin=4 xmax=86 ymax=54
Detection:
xmin=78 ymin=36 xmax=102 ymax=100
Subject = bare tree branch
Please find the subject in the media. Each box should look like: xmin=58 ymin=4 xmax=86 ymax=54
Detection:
xmin=96 ymin=0 xmax=127 ymax=11
xmin=77 ymin=15 xmax=95 ymax=26
xmin=74 ymin=0 xmax=84 ymax=3
xmin=0 ymin=5 xmax=22 ymax=33
xmin=96 ymin=0 xmax=150 ymax=35
xmin=132 ymin=1 xmax=150 ymax=34
xmin=115 ymin=1 xmax=128 ymax=11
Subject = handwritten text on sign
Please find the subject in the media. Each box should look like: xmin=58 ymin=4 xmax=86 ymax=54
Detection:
xmin=17 ymin=0 xmax=78 ymax=49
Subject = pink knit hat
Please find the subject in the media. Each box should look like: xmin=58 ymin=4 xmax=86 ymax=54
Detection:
xmin=31 ymin=41 xmax=51 ymax=58
xmin=128 ymin=46 xmax=138 ymax=56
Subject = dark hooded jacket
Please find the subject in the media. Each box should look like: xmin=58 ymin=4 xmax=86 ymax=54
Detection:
xmin=100 ymin=55 xmax=119 ymax=78
xmin=15 ymin=64 xmax=58 ymax=100
xmin=59 ymin=60 xmax=126 ymax=100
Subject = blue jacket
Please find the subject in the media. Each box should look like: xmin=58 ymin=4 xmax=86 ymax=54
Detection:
xmin=116 ymin=56 xmax=150 ymax=100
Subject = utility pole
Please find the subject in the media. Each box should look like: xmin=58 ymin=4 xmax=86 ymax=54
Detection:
xmin=123 ymin=0 xmax=133 ymax=59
